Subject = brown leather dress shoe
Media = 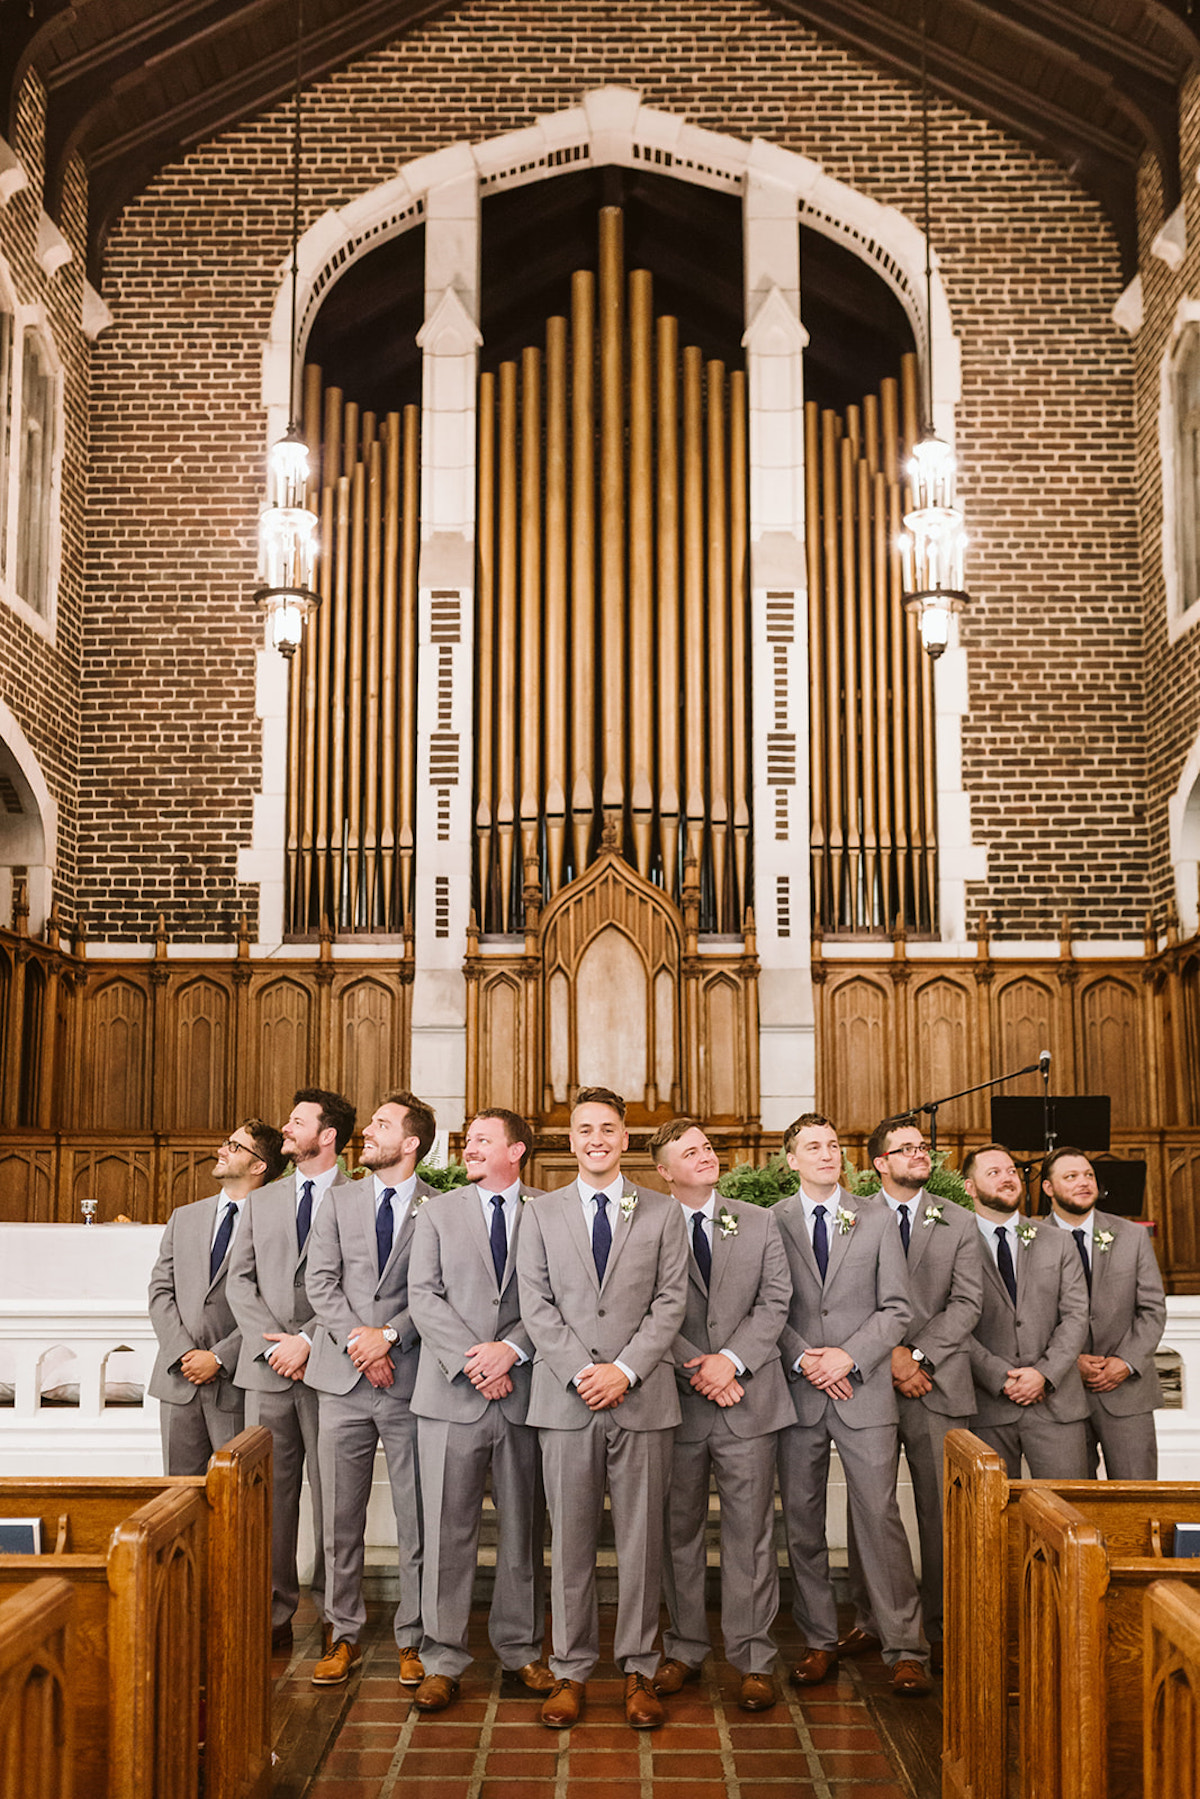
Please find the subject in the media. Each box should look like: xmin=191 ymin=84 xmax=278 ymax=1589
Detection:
xmin=413 ymin=1673 xmax=460 ymax=1712
xmin=739 ymin=1671 xmax=777 ymax=1712
xmin=541 ymin=1678 xmax=585 ymax=1728
xmin=625 ymin=1672 xmax=665 ymax=1728
xmin=311 ymin=1639 xmax=362 ymax=1686
xmin=398 ymin=1646 xmax=425 ymax=1687
xmin=513 ymin=1660 xmax=555 ymax=1693
xmin=653 ymin=1657 xmax=701 ymax=1696
xmin=891 ymin=1659 xmax=933 ymax=1696
xmin=790 ymin=1648 xmax=838 ymax=1686
xmin=837 ymin=1626 xmax=882 ymax=1656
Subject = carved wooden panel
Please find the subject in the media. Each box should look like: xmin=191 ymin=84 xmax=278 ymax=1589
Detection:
xmin=339 ymin=978 xmax=397 ymax=1110
xmin=173 ymin=977 xmax=230 ymax=1130
xmin=255 ymin=978 xmax=313 ymax=1124
xmin=1165 ymin=1140 xmax=1200 ymax=1284
xmin=823 ymin=975 xmax=890 ymax=1130
xmin=69 ymin=1147 xmax=153 ymax=1224
xmin=994 ymin=976 xmax=1056 ymax=1099
xmin=480 ymin=975 xmax=522 ymax=1115
xmin=1079 ymin=975 xmax=1145 ymax=1129
xmin=698 ymin=974 xmax=744 ymax=1123
xmin=0 ymin=1145 xmax=54 ymax=1221
xmin=165 ymin=1144 xmax=222 ymax=1215
xmin=576 ymin=928 xmax=648 ymax=1099
xmin=912 ymin=974 xmax=977 ymax=1133
xmin=84 ymin=978 xmax=148 ymax=1130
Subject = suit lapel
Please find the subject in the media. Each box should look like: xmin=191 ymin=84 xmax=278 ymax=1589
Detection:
xmin=599 ymin=1188 xmax=636 ymax=1292
xmin=982 ymin=1235 xmax=1015 ymax=1310
xmin=822 ymin=1189 xmax=854 ymax=1287
xmin=564 ymin=1188 xmax=602 ymax=1292
xmin=906 ymin=1192 xmax=932 ymax=1275
xmin=199 ymin=1197 xmax=223 ymax=1294
xmin=464 ymin=1185 xmax=501 ymax=1285
xmin=779 ymin=1195 xmax=823 ymax=1287
xmin=709 ymin=1202 xmax=734 ymax=1303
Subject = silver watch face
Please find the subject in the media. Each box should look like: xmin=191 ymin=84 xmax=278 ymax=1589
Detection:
xmin=910 ymin=1348 xmax=924 ymax=1363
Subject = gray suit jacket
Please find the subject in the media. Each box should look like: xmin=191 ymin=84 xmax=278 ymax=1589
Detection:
xmin=303 ymin=1174 xmax=437 ymax=1399
xmin=885 ymin=1189 xmax=983 ymax=1418
xmin=517 ymin=1179 xmax=689 ymax=1432
xmin=148 ymin=1196 xmax=243 ymax=1410
xmin=671 ymin=1196 xmax=794 ymax=1442
xmin=226 ymin=1169 xmax=353 ymax=1391
xmin=773 ymin=1186 xmax=912 ymax=1430
xmin=1063 ymin=1209 xmax=1166 ymax=1417
xmin=409 ymin=1182 xmax=544 ymax=1426
xmin=968 ymin=1219 xmax=1090 ymax=1424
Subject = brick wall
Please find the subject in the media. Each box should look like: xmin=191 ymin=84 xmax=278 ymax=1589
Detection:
xmin=76 ymin=0 xmax=1142 ymax=939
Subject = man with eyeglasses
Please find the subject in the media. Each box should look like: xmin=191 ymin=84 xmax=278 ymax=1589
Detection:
xmin=149 ymin=1118 xmax=285 ymax=1475
xmin=839 ymin=1115 xmax=982 ymax=1675
xmin=227 ymin=1087 xmax=356 ymax=1652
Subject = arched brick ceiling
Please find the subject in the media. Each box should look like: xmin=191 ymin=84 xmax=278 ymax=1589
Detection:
xmin=1 ymin=0 xmax=1195 ymax=283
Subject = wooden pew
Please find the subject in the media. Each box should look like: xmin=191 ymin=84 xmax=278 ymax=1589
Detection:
xmin=0 ymin=1487 xmax=204 ymax=1799
xmin=0 ymin=1426 xmax=272 ymax=1799
xmin=0 ymin=1577 xmax=74 ymax=1799
xmin=1144 ymin=1580 xmax=1200 ymax=1799
xmin=943 ymin=1429 xmax=1200 ymax=1799
xmin=1019 ymin=1488 xmax=1200 ymax=1799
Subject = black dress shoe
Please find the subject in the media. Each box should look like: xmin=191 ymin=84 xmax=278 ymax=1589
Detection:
xmin=271 ymin=1622 xmax=293 ymax=1653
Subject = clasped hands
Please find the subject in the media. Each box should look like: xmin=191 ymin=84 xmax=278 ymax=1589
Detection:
xmin=179 ymin=1348 xmax=221 ymax=1385
xmin=1078 ymin=1353 xmax=1130 ymax=1393
xmin=464 ymin=1340 xmax=518 ymax=1401
xmin=799 ymin=1345 xmax=854 ymax=1401
xmin=347 ymin=1326 xmax=395 ymax=1388
xmin=891 ymin=1345 xmax=933 ymax=1399
xmin=1003 ymin=1366 xmax=1046 ymax=1405
xmin=263 ymin=1331 xmax=310 ymax=1380
xmin=684 ymin=1352 xmax=743 ymax=1406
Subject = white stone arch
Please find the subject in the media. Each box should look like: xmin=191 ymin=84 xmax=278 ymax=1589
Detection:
xmin=0 ymin=696 xmax=57 ymax=937
xmin=1159 ymin=296 xmax=1200 ymax=643
xmin=1169 ymin=726 xmax=1200 ymax=936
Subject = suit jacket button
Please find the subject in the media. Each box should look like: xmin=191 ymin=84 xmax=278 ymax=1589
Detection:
xmin=493 ymin=1298 xmax=500 ymax=1306
xmin=598 ymin=1308 xmax=605 ymax=1316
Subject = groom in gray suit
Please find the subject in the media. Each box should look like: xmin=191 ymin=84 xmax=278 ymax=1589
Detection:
xmin=305 ymin=1090 xmax=438 ymax=1687
xmin=408 ymin=1107 xmax=552 ymax=1712
xmin=226 ymin=1087 xmax=355 ymax=1650
xmin=149 ymin=1119 xmax=284 ymax=1474
xmin=517 ymin=1086 xmax=688 ymax=1731
xmin=649 ymin=1118 xmax=793 ymax=1714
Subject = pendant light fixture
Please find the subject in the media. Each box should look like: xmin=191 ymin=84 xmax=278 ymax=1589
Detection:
xmin=900 ymin=1 xmax=970 ymax=660
xmin=255 ymin=0 xmax=319 ymax=658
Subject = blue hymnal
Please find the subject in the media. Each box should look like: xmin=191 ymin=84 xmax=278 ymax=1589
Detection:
xmin=0 ymin=1519 xmax=41 ymax=1554
xmin=1172 ymin=1523 xmax=1200 ymax=1558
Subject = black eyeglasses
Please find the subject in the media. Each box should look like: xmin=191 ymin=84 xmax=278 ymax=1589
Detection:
xmin=220 ymin=1136 xmax=265 ymax=1162
xmin=883 ymin=1142 xmax=931 ymax=1157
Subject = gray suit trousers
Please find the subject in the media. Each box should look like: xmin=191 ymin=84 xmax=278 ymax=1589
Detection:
xmin=778 ymin=1409 xmax=924 ymax=1664
xmin=245 ymin=1383 xmax=325 ymax=1627
xmin=974 ymin=1414 xmax=1088 ymax=1479
xmin=540 ymin=1416 xmax=673 ymax=1682
xmin=1086 ymin=1406 xmax=1158 ymax=1480
xmin=846 ymin=1403 xmax=968 ymax=1646
xmin=159 ymin=1385 xmax=244 ymax=1476
xmin=318 ymin=1383 xmax=422 ymax=1647
xmin=662 ymin=1423 xmax=779 ymax=1675
xmin=418 ymin=1408 xmax=546 ymax=1678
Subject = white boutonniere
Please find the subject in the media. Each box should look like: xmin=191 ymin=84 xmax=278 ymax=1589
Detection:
xmin=835 ymin=1205 xmax=857 ymax=1236
xmin=619 ymin=1191 xmax=638 ymax=1222
xmin=1015 ymin=1221 xmax=1038 ymax=1246
xmin=412 ymin=1190 xmax=428 ymax=1209
xmin=718 ymin=1208 xmax=738 ymax=1239
xmin=1095 ymin=1228 xmax=1114 ymax=1255
xmin=922 ymin=1203 xmax=947 ymax=1228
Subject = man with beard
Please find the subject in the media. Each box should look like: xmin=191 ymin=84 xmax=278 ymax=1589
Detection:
xmin=1042 ymin=1146 xmax=1166 ymax=1478
xmin=961 ymin=1144 xmax=1090 ymax=1478
xmin=306 ymin=1091 xmax=437 ymax=1687
xmin=149 ymin=1119 xmax=284 ymax=1474
xmin=226 ymin=1087 xmax=355 ymax=1651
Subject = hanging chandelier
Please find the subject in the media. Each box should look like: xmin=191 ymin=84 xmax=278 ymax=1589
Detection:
xmin=899 ymin=1 xmax=969 ymax=661
xmin=254 ymin=0 xmax=319 ymax=658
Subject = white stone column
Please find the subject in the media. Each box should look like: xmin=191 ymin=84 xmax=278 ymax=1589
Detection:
xmin=742 ymin=163 xmax=814 ymax=1125
xmin=410 ymin=159 xmax=481 ymax=1131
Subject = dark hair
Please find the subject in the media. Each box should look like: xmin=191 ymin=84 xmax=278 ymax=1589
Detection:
xmin=648 ymin=1117 xmax=703 ymax=1162
xmin=1040 ymin=1145 xmax=1093 ymax=1190
xmin=292 ymin=1088 xmax=356 ymax=1153
xmin=867 ymin=1113 xmax=921 ymax=1168
xmin=961 ymin=1142 xmax=1015 ymax=1185
xmin=381 ymin=1089 xmax=438 ymax=1163
xmin=782 ymin=1111 xmax=835 ymax=1156
xmin=472 ymin=1108 xmax=532 ymax=1164
xmin=572 ymin=1085 xmax=627 ymax=1122
xmin=242 ymin=1118 xmax=286 ymax=1184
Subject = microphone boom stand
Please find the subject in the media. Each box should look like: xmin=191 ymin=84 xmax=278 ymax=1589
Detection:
xmin=911 ymin=1059 xmax=1048 ymax=1162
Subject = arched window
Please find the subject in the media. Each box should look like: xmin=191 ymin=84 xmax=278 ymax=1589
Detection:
xmin=0 ymin=296 xmax=11 ymax=582
xmin=1173 ymin=321 xmax=1200 ymax=617
xmin=15 ymin=325 xmax=57 ymax=617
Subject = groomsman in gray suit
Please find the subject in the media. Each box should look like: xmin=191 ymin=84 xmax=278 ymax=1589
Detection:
xmin=149 ymin=1119 xmax=284 ymax=1474
xmin=305 ymin=1090 xmax=437 ymax=1687
xmin=226 ymin=1087 xmax=355 ymax=1650
xmin=1042 ymin=1146 xmax=1166 ymax=1478
xmin=407 ymin=1107 xmax=552 ymax=1712
xmin=517 ymin=1086 xmax=688 ymax=1732
xmin=649 ymin=1119 xmax=793 ymax=1714
xmin=841 ymin=1115 xmax=983 ymax=1674
xmin=773 ymin=1113 xmax=930 ymax=1696
xmin=962 ymin=1144 xmax=1090 ymax=1478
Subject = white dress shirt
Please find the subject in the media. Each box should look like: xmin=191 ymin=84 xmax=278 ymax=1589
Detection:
xmin=679 ymin=1191 xmax=745 ymax=1374
xmin=575 ymin=1174 xmax=637 ymax=1388
xmin=477 ymin=1179 xmax=526 ymax=1361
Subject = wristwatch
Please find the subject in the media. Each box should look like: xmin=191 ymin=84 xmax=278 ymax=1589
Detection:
xmin=908 ymin=1347 xmax=926 ymax=1365
xmin=381 ymin=1326 xmax=398 ymax=1347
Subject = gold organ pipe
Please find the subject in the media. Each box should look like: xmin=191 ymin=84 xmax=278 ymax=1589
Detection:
xmin=900 ymin=352 xmax=920 ymax=469
xmin=656 ymin=314 xmax=681 ymax=897
xmin=598 ymin=207 xmax=626 ymax=831
xmin=872 ymin=469 xmax=892 ymax=922
xmin=519 ymin=345 xmax=543 ymax=873
xmin=363 ymin=437 xmax=383 ymax=926
xmin=706 ymin=359 xmax=730 ymax=930
xmin=887 ymin=479 xmax=910 ymax=919
xmin=729 ymin=369 xmax=749 ymax=924
xmin=381 ymin=412 xmax=401 ymax=929
xmin=323 ymin=385 xmax=343 ymax=490
xmin=821 ymin=411 xmax=844 ymax=922
xmin=330 ymin=473 xmax=351 ymax=922
xmin=398 ymin=406 xmax=419 ymax=925
xmin=342 ymin=402 xmax=359 ymax=495
xmin=544 ymin=317 xmax=569 ymax=894
xmin=361 ymin=411 xmax=376 ymax=458
xmin=857 ymin=454 xmax=878 ymax=929
xmin=475 ymin=373 xmax=497 ymax=927
xmin=313 ymin=482 xmax=334 ymax=925
xmin=863 ymin=392 xmax=880 ymax=479
xmin=682 ymin=345 xmax=706 ymax=872
xmin=805 ymin=403 xmax=826 ymax=925
xmin=496 ymin=361 xmax=519 ymax=928
xmin=840 ymin=431 xmax=861 ymax=925
xmin=570 ymin=270 xmax=596 ymax=876
xmin=628 ymin=268 xmax=655 ymax=878
xmin=901 ymin=350 xmax=934 ymax=925
xmin=346 ymin=455 xmax=366 ymax=925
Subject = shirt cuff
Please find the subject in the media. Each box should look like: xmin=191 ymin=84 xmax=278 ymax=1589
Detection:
xmin=572 ymin=1363 xmax=596 ymax=1388
xmin=502 ymin=1338 xmax=527 ymax=1364
xmin=718 ymin=1348 xmax=746 ymax=1376
xmin=615 ymin=1359 xmax=637 ymax=1387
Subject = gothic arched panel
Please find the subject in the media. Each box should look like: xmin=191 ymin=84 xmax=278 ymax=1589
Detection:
xmin=174 ymin=978 xmax=230 ymax=1130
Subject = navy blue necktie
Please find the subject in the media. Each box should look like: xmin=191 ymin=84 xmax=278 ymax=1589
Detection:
xmin=296 ymin=1179 xmax=314 ymax=1252
xmin=489 ymin=1194 xmax=508 ymax=1285
xmin=692 ymin=1209 xmax=712 ymax=1289
xmin=376 ymin=1187 xmax=396 ymax=1276
xmin=210 ymin=1202 xmax=236 ymax=1284
xmin=812 ymin=1205 xmax=829 ymax=1281
xmin=995 ymin=1226 xmax=1018 ymax=1305
xmin=898 ymin=1203 xmax=911 ymax=1254
xmin=592 ymin=1195 xmax=612 ymax=1282
xmin=1072 ymin=1228 xmax=1092 ymax=1294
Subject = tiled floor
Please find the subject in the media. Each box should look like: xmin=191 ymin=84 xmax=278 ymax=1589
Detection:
xmin=269 ymin=1581 xmax=939 ymax=1799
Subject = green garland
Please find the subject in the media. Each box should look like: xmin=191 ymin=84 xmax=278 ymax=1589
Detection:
xmin=715 ymin=1148 xmax=973 ymax=1210
xmin=842 ymin=1150 xmax=973 ymax=1210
